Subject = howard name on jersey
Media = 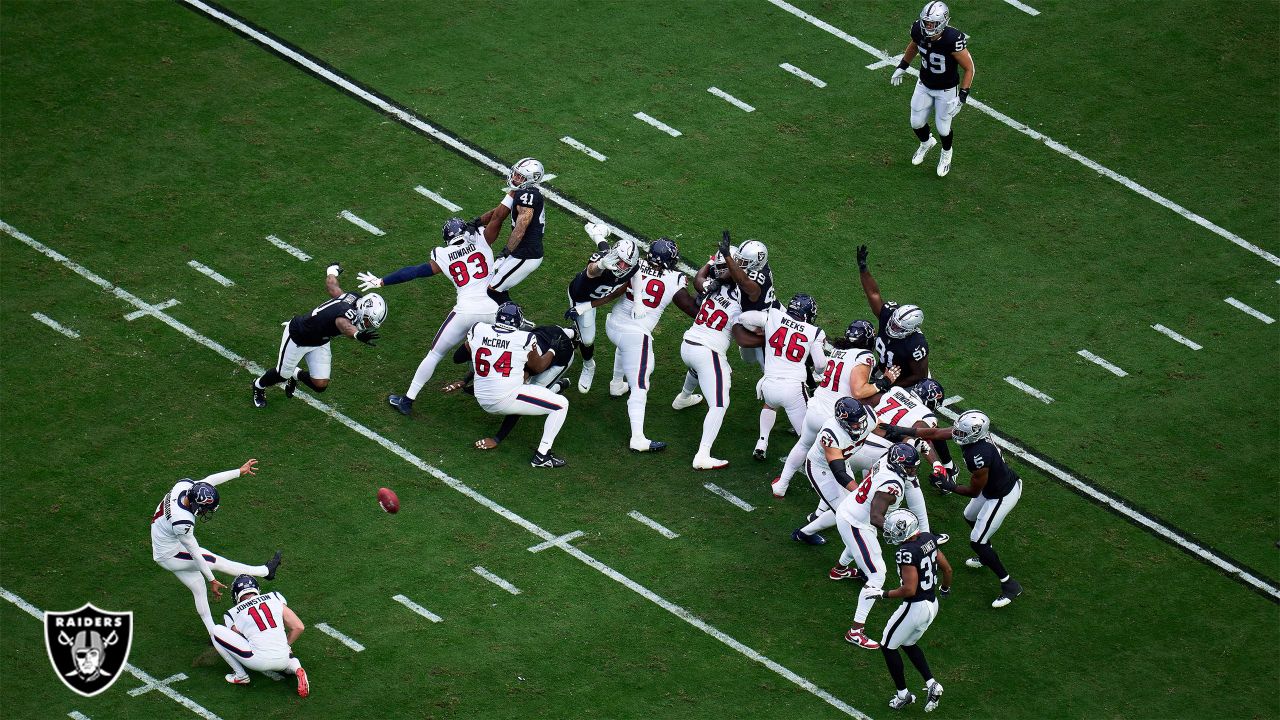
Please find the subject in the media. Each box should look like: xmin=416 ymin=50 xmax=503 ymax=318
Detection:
xmin=684 ymin=283 xmax=743 ymax=353
xmin=506 ymin=187 xmax=546 ymax=259
xmin=841 ymin=455 xmax=906 ymax=529
xmin=468 ymin=323 xmax=537 ymax=404
xmin=289 ymin=292 xmax=361 ymax=347
xmin=431 ymin=234 xmax=497 ymax=313
xmin=614 ymin=267 xmax=687 ymax=333
xmin=568 ymin=252 xmax=639 ymax=303
xmin=741 ymin=264 xmax=779 ymax=312
xmin=876 ymin=302 xmax=928 ymax=372
xmin=963 ymin=440 xmax=1020 ymax=499
xmin=224 ymin=591 xmax=291 ymax=656
xmin=895 ymin=532 xmax=941 ymax=603
xmin=151 ymin=479 xmax=197 ymax=561
xmin=909 ymin=20 xmax=968 ymax=90
xmin=814 ymin=347 xmax=875 ymax=405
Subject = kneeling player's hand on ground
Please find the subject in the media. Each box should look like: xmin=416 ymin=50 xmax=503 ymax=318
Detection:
xmin=357 ymin=271 xmax=383 ymax=291
xmin=475 ymin=437 xmax=498 ymax=450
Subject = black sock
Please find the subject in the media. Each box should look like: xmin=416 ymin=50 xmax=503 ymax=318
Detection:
xmin=494 ymin=414 xmax=521 ymax=443
xmin=296 ymin=371 xmax=325 ymax=392
xmin=581 ymin=343 xmax=595 ymax=363
xmin=881 ymin=647 xmax=908 ymax=691
xmin=903 ymin=644 xmax=933 ymax=683
xmin=940 ymin=132 xmax=953 ymax=151
xmin=487 ymin=288 xmax=510 ymax=304
xmin=255 ymin=369 xmax=285 ymax=388
xmin=970 ymin=540 xmax=1008 ymax=579
xmin=931 ymin=439 xmax=953 ymax=466
xmin=913 ymin=125 xmax=931 ymax=142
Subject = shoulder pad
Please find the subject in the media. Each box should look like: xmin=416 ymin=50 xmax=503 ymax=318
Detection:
xmin=818 ymin=428 xmax=841 ymax=449
xmin=342 ymin=292 xmax=359 ymax=304
xmin=947 ymin=28 xmax=967 ymax=51
xmin=879 ymin=477 xmax=904 ymax=497
xmin=855 ymin=349 xmax=875 ymax=366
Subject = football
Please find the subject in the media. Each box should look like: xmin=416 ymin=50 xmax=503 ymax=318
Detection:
xmin=377 ymin=487 xmax=399 ymax=514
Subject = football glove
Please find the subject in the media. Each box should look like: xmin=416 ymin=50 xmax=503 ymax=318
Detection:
xmin=856 ymin=244 xmax=869 ymax=272
xmin=718 ymin=230 xmax=732 ymax=263
xmin=326 ymin=263 xmax=342 ymax=277
xmin=890 ymin=68 xmax=905 ymax=86
xmin=357 ymin=271 xmax=383 ymax=292
xmin=702 ymin=278 xmax=721 ymax=297
xmin=859 ymin=586 xmax=885 ymax=601
xmin=355 ymin=329 xmax=379 ymax=347
xmin=946 ymin=97 xmax=963 ymax=118
xmin=564 ymin=302 xmax=591 ymax=322
xmin=939 ymin=586 xmax=951 ymax=599
xmin=932 ymin=472 xmax=957 ymax=494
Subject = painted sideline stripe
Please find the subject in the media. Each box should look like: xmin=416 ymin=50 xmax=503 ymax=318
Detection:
xmin=31 ymin=312 xmax=80 ymax=338
xmin=629 ymin=510 xmax=679 ymax=539
xmin=1004 ymin=376 xmax=1054 ymax=403
xmin=3 ymin=215 xmax=866 ymax=718
xmin=940 ymin=395 xmax=963 ymax=407
xmin=339 ymin=210 xmax=385 ymax=236
xmin=704 ymin=483 xmax=755 ymax=512
xmin=187 ymin=260 xmax=234 ymax=287
xmin=764 ymin=0 xmax=1277 ymax=267
xmin=125 ymin=299 xmax=180 ymax=321
xmin=779 ymin=62 xmax=826 ymax=88
xmin=633 ymin=112 xmax=682 ymax=137
xmin=707 ymin=87 xmax=756 ymax=112
xmin=1225 ymin=297 xmax=1275 ymax=324
xmin=473 ymin=566 xmax=522 ymax=595
xmin=561 ymin=136 xmax=608 ymax=161
xmin=1151 ymin=323 xmax=1203 ymax=350
xmin=392 ymin=594 xmax=443 ymax=623
xmin=865 ymin=54 xmax=902 ymax=70
xmin=1002 ymin=0 xmax=1041 ymax=16
xmin=527 ymin=530 xmax=585 ymax=553
xmin=1077 ymin=349 xmax=1128 ymax=377
xmin=266 ymin=234 xmax=310 ymax=261
xmin=315 ymin=622 xmax=364 ymax=652
xmin=413 ymin=186 xmax=462 ymax=212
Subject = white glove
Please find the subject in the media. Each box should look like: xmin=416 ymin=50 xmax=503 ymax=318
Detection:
xmin=584 ymin=222 xmax=611 ymax=243
xmin=860 ymin=587 xmax=884 ymax=601
xmin=326 ymin=263 xmax=342 ymax=277
xmin=890 ymin=67 xmax=905 ymax=86
xmin=357 ymin=271 xmax=383 ymax=292
xmin=946 ymin=97 xmax=963 ymax=118
xmin=598 ymin=250 xmax=620 ymax=272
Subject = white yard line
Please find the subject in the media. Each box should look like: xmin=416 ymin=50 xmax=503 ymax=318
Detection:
xmin=339 ymin=210 xmax=385 ymax=236
xmin=764 ymin=0 xmax=1278 ymax=267
xmin=527 ymin=530 xmax=585 ymax=553
xmin=1002 ymin=0 xmax=1041 ymax=16
xmin=412 ymin=186 xmax=463 ymax=212
xmin=392 ymin=594 xmax=443 ymax=623
xmin=128 ymin=672 xmax=187 ymax=697
xmin=560 ymin=136 xmax=608 ymax=161
xmin=1077 ymin=349 xmax=1128 ymax=377
xmin=940 ymin=395 xmax=963 ymax=407
xmin=779 ymin=62 xmax=827 ymax=88
xmin=703 ymin=483 xmax=755 ymax=512
xmin=1224 ymin=297 xmax=1275 ymax=324
xmin=1004 ymin=376 xmax=1054 ymax=404
xmin=266 ymin=234 xmax=311 ymax=262
xmin=187 ymin=260 xmax=234 ymax=287
xmin=628 ymin=510 xmax=680 ymax=539
xmin=865 ymin=54 xmax=902 ymax=70
xmin=69 ymin=713 xmax=92 ymax=720
xmin=707 ymin=87 xmax=756 ymax=112
xmin=125 ymin=299 xmax=180 ymax=321
xmin=31 ymin=312 xmax=80 ymax=338
xmin=3 ymin=214 xmax=867 ymax=719
xmin=1151 ymin=323 xmax=1203 ymax=350
xmin=315 ymin=622 xmax=365 ymax=652
xmin=633 ymin=112 xmax=682 ymax=137
xmin=473 ymin=566 xmax=522 ymax=595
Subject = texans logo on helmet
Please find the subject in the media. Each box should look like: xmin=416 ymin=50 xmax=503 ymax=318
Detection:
xmin=44 ymin=603 xmax=133 ymax=697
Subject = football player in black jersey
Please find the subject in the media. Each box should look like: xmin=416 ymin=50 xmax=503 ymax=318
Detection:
xmin=252 ymin=264 xmax=384 ymax=408
xmin=565 ymin=227 xmax=641 ymax=393
xmin=476 ymin=157 xmax=547 ymax=304
xmin=861 ymin=508 xmax=951 ymax=712
xmin=889 ymin=1 xmax=975 ymax=177
xmin=857 ymin=246 xmax=929 ymax=388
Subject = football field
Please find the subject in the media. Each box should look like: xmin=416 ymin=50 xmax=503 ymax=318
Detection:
xmin=1 ymin=1 xmax=1277 ymax=718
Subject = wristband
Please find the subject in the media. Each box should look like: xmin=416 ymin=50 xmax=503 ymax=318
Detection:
xmin=896 ymin=59 xmax=910 ymax=70
xmin=958 ymin=88 xmax=970 ymax=104
xmin=872 ymin=376 xmax=892 ymax=392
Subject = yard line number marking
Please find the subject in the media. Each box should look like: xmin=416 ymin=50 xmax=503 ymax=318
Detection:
xmin=413 ymin=186 xmax=462 ymax=212
xmin=629 ymin=510 xmax=680 ymax=539
xmin=1224 ymin=297 xmax=1275 ymax=324
xmin=779 ymin=62 xmax=827 ymax=88
xmin=707 ymin=87 xmax=756 ymax=112
xmin=561 ymin=136 xmax=608 ymax=161
xmin=1076 ymin=349 xmax=1128 ymax=377
xmin=1004 ymin=376 xmax=1054 ymax=403
xmin=473 ymin=566 xmax=522 ymax=595
xmin=315 ymin=622 xmax=365 ymax=652
xmin=31 ymin=312 xmax=80 ymax=338
xmin=339 ymin=210 xmax=385 ymax=236
xmin=1151 ymin=323 xmax=1203 ymax=350
xmin=392 ymin=594 xmax=443 ymax=623
xmin=187 ymin=260 xmax=234 ymax=287
xmin=633 ymin=112 xmax=682 ymax=137
xmin=266 ymin=234 xmax=310 ymax=261
xmin=704 ymin=483 xmax=755 ymax=512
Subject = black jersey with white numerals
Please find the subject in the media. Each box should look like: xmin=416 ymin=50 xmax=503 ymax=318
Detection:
xmin=910 ymin=21 xmax=968 ymax=91
xmin=875 ymin=302 xmax=928 ymax=379
xmin=962 ymin=439 xmax=1019 ymax=499
xmin=895 ymin=531 xmax=942 ymax=603
xmin=741 ymin=263 xmax=780 ymax=312
xmin=567 ymin=253 xmax=639 ymax=304
xmin=288 ymin=292 xmax=361 ymax=346
xmin=509 ymin=187 xmax=546 ymax=259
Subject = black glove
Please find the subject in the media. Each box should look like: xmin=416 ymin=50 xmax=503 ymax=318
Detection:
xmin=564 ymin=306 xmax=580 ymax=322
xmin=355 ymin=329 xmax=379 ymax=346
xmin=882 ymin=424 xmax=910 ymax=442
xmin=856 ymin=245 xmax=869 ymax=272
xmin=703 ymin=278 xmax=721 ymax=297
xmin=958 ymin=88 xmax=970 ymax=104
xmin=872 ymin=375 xmax=892 ymax=392
xmin=939 ymin=586 xmax=951 ymax=599
xmin=497 ymin=248 xmax=511 ymax=259
xmin=719 ymin=230 xmax=732 ymax=261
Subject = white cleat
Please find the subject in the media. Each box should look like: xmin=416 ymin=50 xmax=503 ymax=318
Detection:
xmin=609 ymin=379 xmax=629 ymax=396
xmin=911 ymin=136 xmax=937 ymax=165
xmin=692 ymin=455 xmax=729 ymax=470
xmin=672 ymin=392 xmax=703 ymax=410
xmin=577 ymin=359 xmax=596 ymax=393
xmin=225 ymin=674 xmax=251 ymax=685
xmin=936 ymin=148 xmax=953 ymax=177
xmin=965 ymin=557 xmax=984 ymax=569
xmin=924 ymin=680 xmax=944 ymax=712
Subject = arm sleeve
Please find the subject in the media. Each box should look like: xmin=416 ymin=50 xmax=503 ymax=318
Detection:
xmin=177 ymin=530 xmax=215 ymax=581
xmin=199 ymin=469 xmax=240 ymax=486
xmin=827 ymin=458 xmax=856 ymax=488
xmin=382 ymin=262 xmax=435 ymax=286
xmin=737 ymin=310 xmax=765 ymax=331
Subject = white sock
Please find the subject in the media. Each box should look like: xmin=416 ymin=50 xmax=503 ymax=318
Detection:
xmin=406 ymin=349 xmax=446 ymax=401
xmin=210 ymin=556 xmax=268 ymax=577
xmin=698 ymin=406 xmax=727 ymax=456
xmin=757 ymin=407 xmax=776 ymax=448
xmin=779 ymin=438 xmax=807 ymax=483
xmin=539 ymin=408 xmax=568 ymax=454
xmin=802 ymin=509 xmax=836 ymax=534
xmin=178 ymin=571 xmax=217 ymax=633
xmin=287 ymin=658 xmax=302 ymax=674
xmin=854 ymin=587 xmax=879 ymax=624
xmin=612 ymin=349 xmax=624 ymax=383
xmin=682 ymin=371 xmax=699 ymax=395
xmin=627 ymin=389 xmax=648 ymax=443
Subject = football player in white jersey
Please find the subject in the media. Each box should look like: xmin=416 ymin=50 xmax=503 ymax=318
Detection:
xmin=792 ymin=398 xmax=877 ymax=546
xmin=772 ymin=319 xmax=884 ymax=498
xmin=864 ymin=379 xmax=952 ymax=541
xmin=736 ymin=293 xmax=828 ymax=461
xmin=829 ymin=443 xmax=921 ymax=649
xmin=604 ymin=238 xmax=698 ymax=452
xmin=151 ymin=459 xmax=282 ymax=634
xmin=466 ymin=302 xmax=569 ymax=468
xmin=357 ymin=218 xmax=499 ymax=416
xmin=213 ymin=575 xmax=308 ymax=697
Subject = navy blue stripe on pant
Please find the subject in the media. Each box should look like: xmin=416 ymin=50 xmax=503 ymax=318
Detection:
xmin=517 ymin=393 xmax=562 ymax=411
xmin=711 ymin=352 xmax=724 ymax=407
xmin=852 ymin=526 xmax=877 ymax=570
xmin=429 ymin=311 xmax=456 ymax=351
xmin=638 ymin=335 xmax=650 ymax=390
xmin=215 ymin=635 xmax=254 ymax=658
xmin=176 ymin=551 xmax=216 ymax=563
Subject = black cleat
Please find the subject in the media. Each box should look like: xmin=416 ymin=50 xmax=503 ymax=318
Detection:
xmin=264 ymin=551 xmax=283 ymax=581
xmin=992 ymin=579 xmax=1023 ymax=608
xmin=550 ymin=378 xmax=571 ymax=394
xmin=792 ymin=528 xmax=826 ymax=546
xmin=388 ymin=394 xmax=413 ymax=416
xmin=629 ymin=440 xmax=667 ymax=453
xmin=284 ymin=375 xmax=297 ymax=399
xmin=252 ymin=384 xmax=267 ymax=409
xmin=530 ymin=451 xmax=566 ymax=468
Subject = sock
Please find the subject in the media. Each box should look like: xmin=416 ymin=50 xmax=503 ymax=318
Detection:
xmin=778 ymin=438 xmax=807 ymax=484
xmin=581 ymin=343 xmax=595 ymax=363
xmin=903 ymin=644 xmax=933 ymax=683
xmin=178 ymin=570 xmax=216 ymax=633
xmin=970 ymin=541 xmax=1009 ymax=579
xmin=913 ymin=124 xmax=931 ymax=142
xmin=940 ymin=132 xmax=953 ymax=151
xmin=487 ymin=287 xmax=510 ymax=304
xmin=255 ymin=369 xmax=285 ymax=389
xmin=881 ymin=648 xmax=908 ymax=691
xmin=612 ymin=350 xmax=624 ymax=384
xmin=295 ymin=370 xmax=325 ymax=393
xmin=801 ymin=509 xmax=836 ymax=534
xmin=406 ymin=349 xmax=446 ymax=401
xmin=627 ymin=389 xmax=648 ymax=444
xmin=698 ymin=405 xmax=727 ymax=457
xmin=286 ymin=658 xmax=302 ymax=674
xmin=494 ymin=415 xmax=521 ymax=443
xmin=682 ymin=371 xmax=699 ymax=396
xmin=854 ymin=582 xmax=880 ymax=623
xmin=757 ymin=407 xmax=776 ymax=448
xmin=538 ymin=408 xmax=568 ymax=454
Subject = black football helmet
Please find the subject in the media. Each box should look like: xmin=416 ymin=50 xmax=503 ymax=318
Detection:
xmin=845 ymin=320 xmax=875 ymax=349
xmin=648 ymin=238 xmax=679 ymax=270
xmin=441 ymin=217 xmax=469 ymax=245
xmin=886 ymin=442 xmax=921 ymax=477
xmin=495 ymin=302 xmax=524 ymax=330
xmin=833 ymin=397 xmax=874 ymax=442
xmin=187 ymin=481 xmax=220 ymax=521
xmin=786 ymin=293 xmax=818 ymax=324
xmin=231 ymin=574 xmax=260 ymax=603
xmin=912 ymin=379 xmax=945 ymax=410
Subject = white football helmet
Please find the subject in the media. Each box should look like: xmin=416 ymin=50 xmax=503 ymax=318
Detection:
xmin=600 ymin=238 xmax=639 ymax=274
xmin=920 ymin=1 xmax=950 ymax=38
xmin=732 ymin=240 xmax=769 ymax=272
xmin=886 ymin=304 xmax=924 ymax=339
xmin=952 ymin=409 xmax=990 ymax=445
xmin=508 ymin=157 xmax=544 ymax=190
xmin=355 ymin=293 xmax=388 ymax=330
xmin=882 ymin=508 xmax=920 ymax=545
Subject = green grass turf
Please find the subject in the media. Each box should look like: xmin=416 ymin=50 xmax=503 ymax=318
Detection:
xmin=1 ymin=1 xmax=1277 ymax=719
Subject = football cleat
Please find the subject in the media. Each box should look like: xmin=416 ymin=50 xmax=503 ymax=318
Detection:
xmin=791 ymin=528 xmax=826 ymax=546
xmin=550 ymin=378 xmax=570 ymax=395
xmin=672 ymin=392 xmax=703 ymax=410
xmin=226 ymin=674 xmax=251 ymax=685
xmin=264 ymin=551 xmax=283 ymax=581
xmin=609 ymin=379 xmax=629 ymax=397
xmin=771 ymin=476 xmax=790 ymax=498
xmin=991 ymin=579 xmax=1023 ymax=608
xmin=937 ymin=148 xmax=953 ymax=177
xmin=284 ymin=375 xmax=297 ymax=399
xmin=924 ymin=680 xmax=943 ymax=712
xmin=388 ymin=394 xmax=413 ymax=416
xmin=936 ymin=533 xmax=951 ymax=545
xmin=692 ymin=455 xmax=729 ymax=470
xmin=844 ymin=628 xmax=881 ymax=649
xmin=912 ymin=136 xmax=937 ymax=165
xmin=889 ymin=691 xmax=916 ymax=710
xmin=965 ymin=556 xmax=983 ymax=569
xmin=531 ymin=451 xmax=566 ymax=468
xmin=252 ymin=384 xmax=266 ymax=408
xmin=295 ymin=667 xmax=310 ymax=698
xmin=630 ymin=439 xmax=667 ymax=453
xmin=577 ymin=359 xmax=596 ymax=393
xmin=828 ymin=564 xmax=854 ymax=581
xmin=752 ymin=444 xmax=767 ymax=462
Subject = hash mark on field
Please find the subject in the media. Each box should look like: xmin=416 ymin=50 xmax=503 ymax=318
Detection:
xmin=767 ymin=0 xmax=1276 ymax=267
xmin=69 ymin=713 xmax=92 ymax=720
xmin=124 ymin=299 xmax=179 ymax=321
xmin=473 ymin=566 xmax=522 ymax=595
xmin=704 ymin=483 xmax=755 ymax=511
xmin=1004 ymin=376 xmax=1054 ymax=403
xmin=1002 ymin=0 xmax=1041 ymax=16
xmin=1224 ymin=297 xmax=1275 ymax=324
xmin=1077 ymin=349 xmax=1128 ymax=377
xmin=940 ymin=395 xmax=963 ymax=407
xmin=561 ymin=136 xmax=608 ymax=161
xmin=633 ymin=112 xmax=682 ymax=137
xmin=31 ymin=312 xmax=80 ymax=338
xmin=393 ymin=594 xmax=443 ymax=623
xmin=266 ymin=234 xmax=310 ymax=261
xmin=527 ymin=530 xmax=584 ymax=553
xmin=315 ymin=622 xmax=365 ymax=652
xmin=413 ymin=186 xmax=462 ymax=212
xmin=1151 ymin=323 xmax=1203 ymax=350
xmin=707 ymin=87 xmax=756 ymax=112
xmin=779 ymin=62 xmax=827 ymax=88
xmin=339 ymin=210 xmax=385 ymax=236
xmin=128 ymin=672 xmax=187 ymax=697
xmin=187 ymin=260 xmax=234 ymax=287
xmin=629 ymin=510 xmax=679 ymax=539
xmin=865 ymin=54 xmax=902 ymax=70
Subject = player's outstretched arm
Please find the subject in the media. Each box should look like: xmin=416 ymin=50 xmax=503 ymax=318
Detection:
xmin=825 ymin=444 xmax=859 ymax=491
xmin=890 ymin=42 xmax=918 ymax=86
xmin=360 ymin=262 xmax=438 ymax=291
xmin=856 ymin=246 xmax=884 ymax=315
xmin=720 ymin=232 xmax=761 ymax=302
xmin=336 ymin=317 xmax=378 ymax=347
xmin=325 ymin=264 xmax=344 ymax=298
xmin=199 ymin=459 xmax=256 ymax=487
xmin=672 ymin=288 xmax=699 ymax=319
xmin=282 ymin=605 xmax=305 ymax=645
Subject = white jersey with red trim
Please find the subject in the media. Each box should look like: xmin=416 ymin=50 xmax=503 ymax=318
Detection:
xmin=813 ymin=347 xmax=875 ymax=411
xmin=468 ymin=322 xmax=537 ymax=405
xmin=838 ymin=454 xmax=907 ymax=530
xmin=737 ymin=307 xmax=827 ymax=383
xmin=612 ymin=266 xmax=686 ymax=334
xmin=805 ymin=418 xmax=863 ymax=467
xmin=430 ymin=232 xmax=498 ymax=315
xmin=683 ymin=283 xmax=743 ymax=354
xmin=872 ymin=385 xmax=936 ymax=429
xmin=223 ymin=592 xmax=290 ymax=658
xmin=150 ymin=479 xmax=198 ymax=561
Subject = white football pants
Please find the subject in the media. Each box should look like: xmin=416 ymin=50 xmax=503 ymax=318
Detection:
xmin=606 ymin=317 xmax=656 ymax=444
xmin=274 ymin=326 xmax=331 ymax=380
xmin=880 ymin=599 xmax=939 ymax=650
xmin=155 ymin=550 xmax=268 ymax=633
xmin=964 ymin=479 xmax=1022 ymax=544
xmin=212 ymin=624 xmax=299 ymax=676
xmin=910 ymin=81 xmax=958 ymax=136
xmin=680 ymin=341 xmax=731 ymax=458
xmin=837 ymin=519 xmax=887 ymax=624
xmin=489 ymin=256 xmax=543 ymax=292
xmin=480 ymin=385 xmax=568 ymax=454
xmin=406 ymin=308 xmax=495 ymax=400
